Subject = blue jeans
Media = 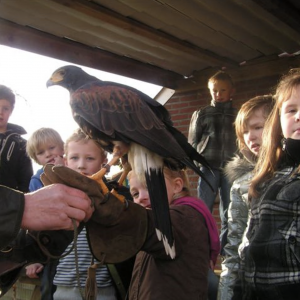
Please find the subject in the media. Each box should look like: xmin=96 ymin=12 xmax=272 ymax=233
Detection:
xmin=40 ymin=261 xmax=58 ymax=300
xmin=197 ymin=167 xmax=230 ymax=255
xmin=208 ymin=268 xmax=219 ymax=300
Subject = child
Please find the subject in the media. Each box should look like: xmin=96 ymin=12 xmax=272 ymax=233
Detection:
xmin=127 ymin=167 xmax=220 ymax=299
xmin=41 ymin=151 xmax=220 ymax=299
xmin=53 ymin=128 xmax=118 ymax=300
xmin=26 ymin=127 xmax=64 ymax=191
xmin=188 ymin=71 xmax=237 ymax=254
xmin=25 ymin=127 xmax=64 ymax=300
xmin=218 ymin=95 xmax=274 ymax=300
xmin=0 ymin=84 xmax=33 ymax=192
xmin=241 ymin=69 xmax=300 ymax=299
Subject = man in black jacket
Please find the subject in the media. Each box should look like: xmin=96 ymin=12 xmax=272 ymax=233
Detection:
xmin=0 ymin=183 xmax=93 ymax=296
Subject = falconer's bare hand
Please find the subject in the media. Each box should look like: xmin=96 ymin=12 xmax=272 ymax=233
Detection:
xmin=21 ymin=184 xmax=94 ymax=231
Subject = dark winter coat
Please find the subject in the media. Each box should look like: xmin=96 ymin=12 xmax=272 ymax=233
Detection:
xmin=0 ymin=123 xmax=33 ymax=192
xmin=0 ymin=185 xmax=24 ymax=248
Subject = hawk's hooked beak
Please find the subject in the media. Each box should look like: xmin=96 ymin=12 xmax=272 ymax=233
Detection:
xmin=46 ymin=71 xmax=64 ymax=88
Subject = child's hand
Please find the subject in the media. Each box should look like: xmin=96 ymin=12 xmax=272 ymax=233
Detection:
xmin=25 ymin=263 xmax=44 ymax=279
xmin=53 ymin=155 xmax=65 ymax=166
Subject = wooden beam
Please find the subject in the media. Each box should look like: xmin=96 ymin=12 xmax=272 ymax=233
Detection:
xmin=175 ymin=55 xmax=300 ymax=92
xmin=49 ymin=0 xmax=238 ymax=68
xmin=253 ymin=0 xmax=300 ymax=33
xmin=0 ymin=18 xmax=183 ymax=88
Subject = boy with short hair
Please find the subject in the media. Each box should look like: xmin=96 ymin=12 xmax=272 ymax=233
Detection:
xmin=27 ymin=129 xmax=133 ymax=300
xmin=188 ymin=70 xmax=238 ymax=255
xmin=0 ymin=84 xmax=33 ymax=192
xmin=26 ymin=127 xmax=64 ymax=191
xmin=25 ymin=127 xmax=64 ymax=300
xmin=53 ymin=128 xmax=119 ymax=300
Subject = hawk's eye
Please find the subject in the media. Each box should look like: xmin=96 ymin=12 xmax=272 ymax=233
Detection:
xmin=59 ymin=70 xmax=66 ymax=76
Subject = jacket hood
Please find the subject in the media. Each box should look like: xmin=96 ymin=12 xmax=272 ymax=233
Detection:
xmin=6 ymin=123 xmax=27 ymax=135
xmin=224 ymin=155 xmax=255 ymax=184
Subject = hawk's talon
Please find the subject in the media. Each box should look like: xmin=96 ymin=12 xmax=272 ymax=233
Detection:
xmin=110 ymin=189 xmax=126 ymax=204
xmin=88 ymin=168 xmax=126 ymax=204
xmin=88 ymin=168 xmax=110 ymax=195
xmin=123 ymin=199 xmax=129 ymax=210
xmin=102 ymin=164 xmax=111 ymax=173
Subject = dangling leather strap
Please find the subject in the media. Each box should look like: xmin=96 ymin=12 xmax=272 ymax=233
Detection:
xmin=107 ymin=264 xmax=127 ymax=300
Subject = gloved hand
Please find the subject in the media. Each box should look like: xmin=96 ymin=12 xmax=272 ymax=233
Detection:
xmin=42 ymin=164 xmax=148 ymax=264
xmin=41 ymin=164 xmax=128 ymax=226
xmin=0 ymin=165 xmax=107 ymax=297
xmin=41 ymin=163 xmax=103 ymax=202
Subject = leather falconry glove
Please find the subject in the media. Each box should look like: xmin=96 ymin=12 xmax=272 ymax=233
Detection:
xmin=0 ymin=164 xmax=89 ymax=297
xmin=41 ymin=164 xmax=148 ymax=264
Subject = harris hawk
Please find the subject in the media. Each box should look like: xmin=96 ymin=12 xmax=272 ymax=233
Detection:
xmin=46 ymin=65 xmax=212 ymax=259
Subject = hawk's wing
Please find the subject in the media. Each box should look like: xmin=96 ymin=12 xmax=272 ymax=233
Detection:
xmin=70 ymin=81 xmax=190 ymax=161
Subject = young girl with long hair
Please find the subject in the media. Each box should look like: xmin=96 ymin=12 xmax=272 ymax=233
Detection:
xmin=242 ymin=69 xmax=300 ymax=300
xmin=219 ymin=95 xmax=274 ymax=300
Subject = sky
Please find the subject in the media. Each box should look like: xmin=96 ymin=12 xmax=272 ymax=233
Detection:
xmin=0 ymin=45 xmax=162 ymax=172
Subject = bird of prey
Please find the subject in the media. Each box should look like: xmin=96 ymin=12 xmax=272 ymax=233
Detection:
xmin=46 ymin=65 xmax=212 ymax=259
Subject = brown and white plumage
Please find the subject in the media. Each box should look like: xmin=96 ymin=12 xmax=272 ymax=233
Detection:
xmin=46 ymin=65 xmax=212 ymax=258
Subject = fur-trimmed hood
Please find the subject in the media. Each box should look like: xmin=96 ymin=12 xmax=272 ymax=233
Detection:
xmin=224 ymin=154 xmax=255 ymax=184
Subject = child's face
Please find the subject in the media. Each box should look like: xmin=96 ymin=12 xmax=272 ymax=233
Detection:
xmin=36 ymin=142 xmax=64 ymax=166
xmin=243 ymin=107 xmax=267 ymax=156
xmin=208 ymin=80 xmax=234 ymax=103
xmin=129 ymin=173 xmax=152 ymax=209
xmin=129 ymin=171 xmax=179 ymax=208
xmin=280 ymin=85 xmax=300 ymax=140
xmin=0 ymin=99 xmax=13 ymax=132
xmin=65 ymin=140 xmax=106 ymax=176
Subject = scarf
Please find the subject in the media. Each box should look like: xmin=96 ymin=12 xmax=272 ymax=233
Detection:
xmin=173 ymin=196 xmax=220 ymax=265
